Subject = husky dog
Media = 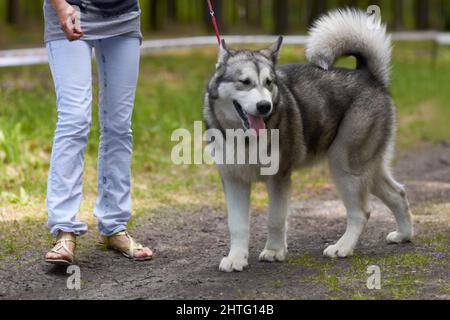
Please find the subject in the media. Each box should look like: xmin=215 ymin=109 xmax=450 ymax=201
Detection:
xmin=203 ymin=9 xmax=414 ymax=272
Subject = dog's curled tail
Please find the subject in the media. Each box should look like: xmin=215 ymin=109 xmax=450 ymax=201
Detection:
xmin=306 ymin=8 xmax=392 ymax=87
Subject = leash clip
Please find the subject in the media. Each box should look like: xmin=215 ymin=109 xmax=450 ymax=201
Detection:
xmin=206 ymin=0 xmax=221 ymax=45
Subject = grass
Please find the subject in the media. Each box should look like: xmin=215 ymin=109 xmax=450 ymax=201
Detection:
xmin=288 ymin=251 xmax=440 ymax=300
xmin=350 ymin=253 xmax=432 ymax=271
xmin=288 ymin=253 xmax=324 ymax=269
xmin=419 ymin=233 xmax=450 ymax=252
xmin=270 ymin=280 xmax=283 ymax=289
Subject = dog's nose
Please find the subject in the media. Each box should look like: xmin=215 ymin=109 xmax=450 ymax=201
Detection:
xmin=256 ymin=101 xmax=272 ymax=115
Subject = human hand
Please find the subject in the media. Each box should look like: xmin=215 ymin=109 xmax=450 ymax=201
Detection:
xmin=55 ymin=2 xmax=84 ymax=41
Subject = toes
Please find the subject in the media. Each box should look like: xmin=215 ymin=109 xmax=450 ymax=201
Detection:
xmin=386 ymin=231 xmax=412 ymax=244
xmin=219 ymin=258 xmax=237 ymax=272
xmin=45 ymin=252 xmax=68 ymax=260
xmin=259 ymin=249 xmax=287 ymax=262
xmin=323 ymin=245 xmax=337 ymax=258
xmin=135 ymin=247 xmax=153 ymax=259
xmin=46 ymin=252 xmax=57 ymax=259
xmin=144 ymin=248 xmax=154 ymax=257
xmin=323 ymin=244 xmax=353 ymax=259
xmin=219 ymin=256 xmax=248 ymax=272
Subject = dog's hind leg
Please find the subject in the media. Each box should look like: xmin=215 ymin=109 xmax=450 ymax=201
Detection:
xmin=323 ymin=131 xmax=371 ymax=258
xmin=324 ymin=156 xmax=371 ymax=258
xmin=323 ymin=100 xmax=391 ymax=258
xmin=372 ymin=166 xmax=413 ymax=244
xmin=259 ymin=174 xmax=291 ymax=262
xmin=219 ymin=175 xmax=251 ymax=272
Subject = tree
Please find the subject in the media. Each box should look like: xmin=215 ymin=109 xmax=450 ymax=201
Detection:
xmin=243 ymin=0 xmax=250 ymax=25
xmin=148 ymin=0 xmax=165 ymax=31
xmin=443 ymin=0 xmax=450 ymax=30
xmin=7 ymin=0 xmax=20 ymax=25
xmin=167 ymin=0 xmax=177 ymax=23
xmin=255 ymin=0 xmax=262 ymax=28
xmin=149 ymin=0 xmax=158 ymax=30
xmin=392 ymin=0 xmax=404 ymax=30
xmin=344 ymin=0 xmax=359 ymax=8
xmin=307 ymin=0 xmax=327 ymax=27
xmin=273 ymin=0 xmax=289 ymax=34
xmin=414 ymin=0 xmax=429 ymax=30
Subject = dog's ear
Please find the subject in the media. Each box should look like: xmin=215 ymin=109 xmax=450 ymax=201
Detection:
xmin=217 ymin=39 xmax=233 ymax=68
xmin=260 ymin=36 xmax=283 ymax=64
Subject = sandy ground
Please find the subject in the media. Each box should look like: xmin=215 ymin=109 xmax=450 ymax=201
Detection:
xmin=0 ymin=142 xmax=449 ymax=300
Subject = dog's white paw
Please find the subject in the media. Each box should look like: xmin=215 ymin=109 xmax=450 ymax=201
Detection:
xmin=323 ymin=243 xmax=354 ymax=259
xmin=259 ymin=248 xmax=287 ymax=262
xmin=219 ymin=255 xmax=248 ymax=272
xmin=386 ymin=231 xmax=412 ymax=244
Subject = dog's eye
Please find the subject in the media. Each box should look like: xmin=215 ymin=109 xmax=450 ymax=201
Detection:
xmin=240 ymin=79 xmax=251 ymax=86
xmin=266 ymin=79 xmax=273 ymax=86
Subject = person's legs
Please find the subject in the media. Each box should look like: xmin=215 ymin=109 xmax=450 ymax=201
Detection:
xmin=46 ymin=39 xmax=93 ymax=237
xmin=93 ymin=36 xmax=140 ymax=236
xmin=93 ymin=36 xmax=152 ymax=260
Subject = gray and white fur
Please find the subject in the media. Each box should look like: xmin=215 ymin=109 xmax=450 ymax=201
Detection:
xmin=203 ymin=9 xmax=413 ymax=272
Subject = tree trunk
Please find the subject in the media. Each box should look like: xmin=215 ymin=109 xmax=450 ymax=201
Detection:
xmin=346 ymin=0 xmax=357 ymax=6
xmin=307 ymin=0 xmax=327 ymax=27
xmin=255 ymin=0 xmax=262 ymax=28
xmin=149 ymin=0 xmax=159 ymax=30
xmin=414 ymin=0 xmax=429 ymax=30
xmin=273 ymin=0 xmax=289 ymax=34
xmin=7 ymin=0 xmax=20 ymax=25
xmin=392 ymin=0 xmax=404 ymax=30
xmin=245 ymin=0 xmax=251 ymax=25
xmin=443 ymin=0 xmax=450 ymax=30
xmin=167 ymin=0 xmax=177 ymax=23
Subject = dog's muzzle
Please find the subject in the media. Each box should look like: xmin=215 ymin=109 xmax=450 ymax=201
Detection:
xmin=233 ymin=100 xmax=268 ymax=136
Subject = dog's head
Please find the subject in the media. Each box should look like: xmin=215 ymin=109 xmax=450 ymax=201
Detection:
xmin=206 ymin=37 xmax=283 ymax=135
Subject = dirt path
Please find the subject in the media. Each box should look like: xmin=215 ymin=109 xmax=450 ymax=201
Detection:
xmin=1 ymin=143 xmax=449 ymax=300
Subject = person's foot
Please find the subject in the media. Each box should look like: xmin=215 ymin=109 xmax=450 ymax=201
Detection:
xmin=105 ymin=231 xmax=153 ymax=261
xmin=45 ymin=231 xmax=76 ymax=265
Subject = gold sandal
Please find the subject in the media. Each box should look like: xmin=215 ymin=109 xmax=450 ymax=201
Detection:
xmin=45 ymin=233 xmax=76 ymax=266
xmin=103 ymin=231 xmax=152 ymax=261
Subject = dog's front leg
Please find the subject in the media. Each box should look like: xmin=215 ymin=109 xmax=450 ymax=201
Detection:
xmin=219 ymin=175 xmax=251 ymax=272
xmin=259 ymin=174 xmax=291 ymax=262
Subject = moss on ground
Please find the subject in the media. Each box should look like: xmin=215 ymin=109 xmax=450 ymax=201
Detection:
xmin=287 ymin=249 xmax=446 ymax=300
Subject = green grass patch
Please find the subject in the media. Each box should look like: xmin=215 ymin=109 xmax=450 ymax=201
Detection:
xmin=270 ymin=280 xmax=283 ymax=289
xmin=290 ymin=251 xmax=437 ymax=300
xmin=351 ymin=253 xmax=432 ymax=271
xmin=419 ymin=233 xmax=450 ymax=253
xmin=288 ymin=253 xmax=324 ymax=269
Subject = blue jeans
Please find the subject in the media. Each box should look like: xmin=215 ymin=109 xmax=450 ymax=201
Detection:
xmin=46 ymin=36 xmax=140 ymax=237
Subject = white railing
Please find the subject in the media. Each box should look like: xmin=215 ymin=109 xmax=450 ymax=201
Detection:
xmin=0 ymin=32 xmax=449 ymax=68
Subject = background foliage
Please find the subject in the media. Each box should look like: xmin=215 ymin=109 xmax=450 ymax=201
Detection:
xmin=0 ymin=0 xmax=449 ymax=48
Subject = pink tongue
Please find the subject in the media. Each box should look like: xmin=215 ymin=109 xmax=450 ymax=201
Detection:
xmin=247 ymin=114 xmax=266 ymax=136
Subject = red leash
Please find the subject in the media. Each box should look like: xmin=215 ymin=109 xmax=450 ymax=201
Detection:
xmin=207 ymin=0 xmax=221 ymax=45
